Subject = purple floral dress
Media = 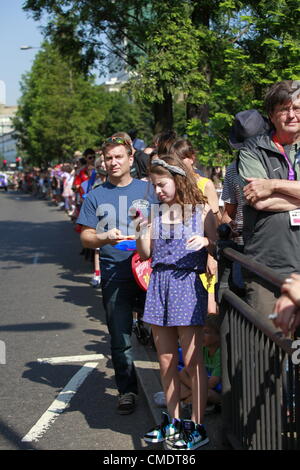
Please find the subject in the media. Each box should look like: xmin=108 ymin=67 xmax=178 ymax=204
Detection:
xmin=142 ymin=207 xmax=208 ymax=327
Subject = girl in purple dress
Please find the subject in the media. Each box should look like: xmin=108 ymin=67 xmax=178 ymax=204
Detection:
xmin=135 ymin=155 xmax=217 ymax=450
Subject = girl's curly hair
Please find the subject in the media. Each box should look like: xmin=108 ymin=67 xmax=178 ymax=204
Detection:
xmin=150 ymin=154 xmax=207 ymax=210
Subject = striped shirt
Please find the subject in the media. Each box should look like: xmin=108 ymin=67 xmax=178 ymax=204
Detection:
xmin=221 ymin=161 xmax=244 ymax=245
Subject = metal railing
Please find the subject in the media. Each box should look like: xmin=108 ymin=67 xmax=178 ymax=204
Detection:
xmin=217 ymin=241 xmax=300 ymax=450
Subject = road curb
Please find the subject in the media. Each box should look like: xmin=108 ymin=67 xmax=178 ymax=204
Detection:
xmin=132 ymin=334 xmax=163 ymax=426
xmin=132 ymin=334 xmax=225 ymax=450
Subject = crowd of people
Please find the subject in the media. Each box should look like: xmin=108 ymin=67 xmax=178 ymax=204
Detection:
xmin=5 ymin=79 xmax=300 ymax=450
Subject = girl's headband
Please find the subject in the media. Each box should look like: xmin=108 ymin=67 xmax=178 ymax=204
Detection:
xmin=151 ymin=158 xmax=186 ymax=177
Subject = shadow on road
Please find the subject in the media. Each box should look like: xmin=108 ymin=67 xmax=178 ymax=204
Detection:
xmin=0 ymin=322 xmax=72 ymax=332
xmin=0 ymin=219 xmax=79 ymax=271
xmin=0 ymin=417 xmax=37 ymax=450
xmin=21 ymin=359 xmax=148 ymax=450
xmin=1 ymin=194 xmax=152 ymax=449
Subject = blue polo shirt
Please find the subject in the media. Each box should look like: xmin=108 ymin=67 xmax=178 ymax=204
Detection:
xmin=77 ymin=178 xmax=153 ymax=281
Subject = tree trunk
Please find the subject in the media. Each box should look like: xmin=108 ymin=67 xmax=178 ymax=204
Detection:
xmin=153 ymin=90 xmax=173 ymax=133
xmin=187 ymin=2 xmax=212 ymax=124
xmin=186 ymin=102 xmax=209 ymax=122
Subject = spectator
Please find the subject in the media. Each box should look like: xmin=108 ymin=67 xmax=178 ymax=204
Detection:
xmin=73 ymin=148 xmax=95 ymax=198
xmin=202 ymin=315 xmax=222 ymax=409
xmin=221 ymin=161 xmax=245 ymax=245
xmin=136 ymin=154 xmax=216 ymax=450
xmin=237 ymin=80 xmax=300 ymax=326
xmin=153 ymin=315 xmax=221 ymax=413
xmin=112 ymin=131 xmax=149 ymax=180
xmin=77 ymin=134 xmax=152 ymax=415
xmin=0 ymin=172 xmax=8 ymax=191
xmin=169 ymin=138 xmax=219 ymax=314
xmin=224 ymin=109 xmax=270 ymax=241
xmin=170 ymin=139 xmax=221 ymax=224
xmin=50 ymin=171 xmax=59 ymax=204
xmin=144 ymin=131 xmax=170 ymax=157
xmin=93 ymin=153 xmax=107 ymax=189
xmin=271 ymin=273 xmax=300 ymax=336
xmin=90 ymin=154 xmax=107 ymax=288
xmin=222 ymin=109 xmax=270 ymax=290
xmin=62 ymin=163 xmax=75 ymax=216
xmin=72 ymin=157 xmax=87 ymax=213
xmin=156 ymin=130 xmax=178 ymax=156
xmin=211 ymin=166 xmax=223 ymax=189
xmin=128 ymin=129 xmax=146 ymax=151
xmin=143 ymin=137 xmax=157 ymax=155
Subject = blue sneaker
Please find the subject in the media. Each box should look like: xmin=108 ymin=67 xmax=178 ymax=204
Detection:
xmin=172 ymin=420 xmax=209 ymax=450
xmin=144 ymin=412 xmax=181 ymax=443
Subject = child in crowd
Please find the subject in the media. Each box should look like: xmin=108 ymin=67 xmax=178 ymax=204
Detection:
xmin=154 ymin=315 xmax=222 ymax=412
xmin=202 ymin=315 xmax=222 ymax=409
xmin=135 ymin=154 xmax=217 ymax=450
xmin=61 ymin=163 xmax=75 ymax=215
xmin=169 ymin=138 xmax=220 ymax=315
xmin=179 ymin=315 xmax=221 ymax=411
xmin=90 ymin=153 xmax=107 ymax=288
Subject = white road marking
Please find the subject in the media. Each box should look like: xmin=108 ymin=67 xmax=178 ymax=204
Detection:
xmin=21 ymin=362 xmax=98 ymax=442
xmin=33 ymin=253 xmax=40 ymax=264
xmin=37 ymin=354 xmax=104 ymax=364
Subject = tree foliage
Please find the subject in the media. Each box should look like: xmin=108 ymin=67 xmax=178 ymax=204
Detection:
xmin=22 ymin=0 xmax=300 ymax=167
xmin=14 ymin=42 xmax=153 ymax=166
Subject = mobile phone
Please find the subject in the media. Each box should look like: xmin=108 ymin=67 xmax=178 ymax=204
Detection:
xmin=129 ymin=206 xmax=144 ymax=220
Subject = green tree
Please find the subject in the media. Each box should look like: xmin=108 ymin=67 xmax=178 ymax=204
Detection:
xmin=14 ymin=42 xmax=154 ymax=166
xmin=14 ymin=42 xmax=111 ymax=166
xmin=23 ymin=0 xmax=300 ymax=166
xmin=99 ymin=91 xmax=154 ymax=144
xmin=23 ymin=0 xmax=176 ymax=130
xmin=186 ymin=0 xmax=300 ymax=166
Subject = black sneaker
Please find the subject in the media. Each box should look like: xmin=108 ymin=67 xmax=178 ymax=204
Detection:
xmin=117 ymin=392 xmax=137 ymax=415
xmin=172 ymin=420 xmax=209 ymax=450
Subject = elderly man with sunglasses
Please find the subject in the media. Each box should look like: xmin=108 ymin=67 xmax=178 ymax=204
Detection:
xmin=77 ymin=135 xmax=153 ymax=414
xmin=237 ymin=80 xmax=300 ymax=331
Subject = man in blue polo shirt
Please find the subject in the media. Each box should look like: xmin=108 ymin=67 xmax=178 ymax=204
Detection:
xmin=77 ymin=135 xmax=152 ymax=415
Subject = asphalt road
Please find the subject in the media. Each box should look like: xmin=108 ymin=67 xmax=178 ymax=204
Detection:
xmin=0 ymin=190 xmax=155 ymax=451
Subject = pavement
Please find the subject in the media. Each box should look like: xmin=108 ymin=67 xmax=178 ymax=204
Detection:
xmin=1 ymin=189 xmax=225 ymax=450
xmin=0 ymin=191 xmax=155 ymax=451
xmin=132 ymin=330 xmax=225 ymax=450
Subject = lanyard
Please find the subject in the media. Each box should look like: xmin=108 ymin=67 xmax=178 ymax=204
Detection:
xmin=272 ymin=134 xmax=296 ymax=180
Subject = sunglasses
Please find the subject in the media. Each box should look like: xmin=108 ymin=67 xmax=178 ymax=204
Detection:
xmin=105 ymin=136 xmax=130 ymax=146
xmin=87 ymin=156 xmax=95 ymax=160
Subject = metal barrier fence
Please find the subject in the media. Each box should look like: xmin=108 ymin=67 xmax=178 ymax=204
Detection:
xmin=218 ymin=245 xmax=300 ymax=450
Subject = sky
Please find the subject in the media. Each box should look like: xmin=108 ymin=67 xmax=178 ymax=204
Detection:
xmin=0 ymin=1 xmax=46 ymax=106
xmin=0 ymin=1 xmax=109 ymax=107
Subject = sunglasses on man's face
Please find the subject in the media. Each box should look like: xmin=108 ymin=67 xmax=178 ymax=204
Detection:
xmin=87 ymin=156 xmax=95 ymax=160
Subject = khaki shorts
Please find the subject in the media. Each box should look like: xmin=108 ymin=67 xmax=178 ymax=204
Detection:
xmin=242 ymin=271 xmax=281 ymax=332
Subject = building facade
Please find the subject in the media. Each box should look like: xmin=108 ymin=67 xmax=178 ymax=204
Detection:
xmin=0 ymin=105 xmax=18 ymax=163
